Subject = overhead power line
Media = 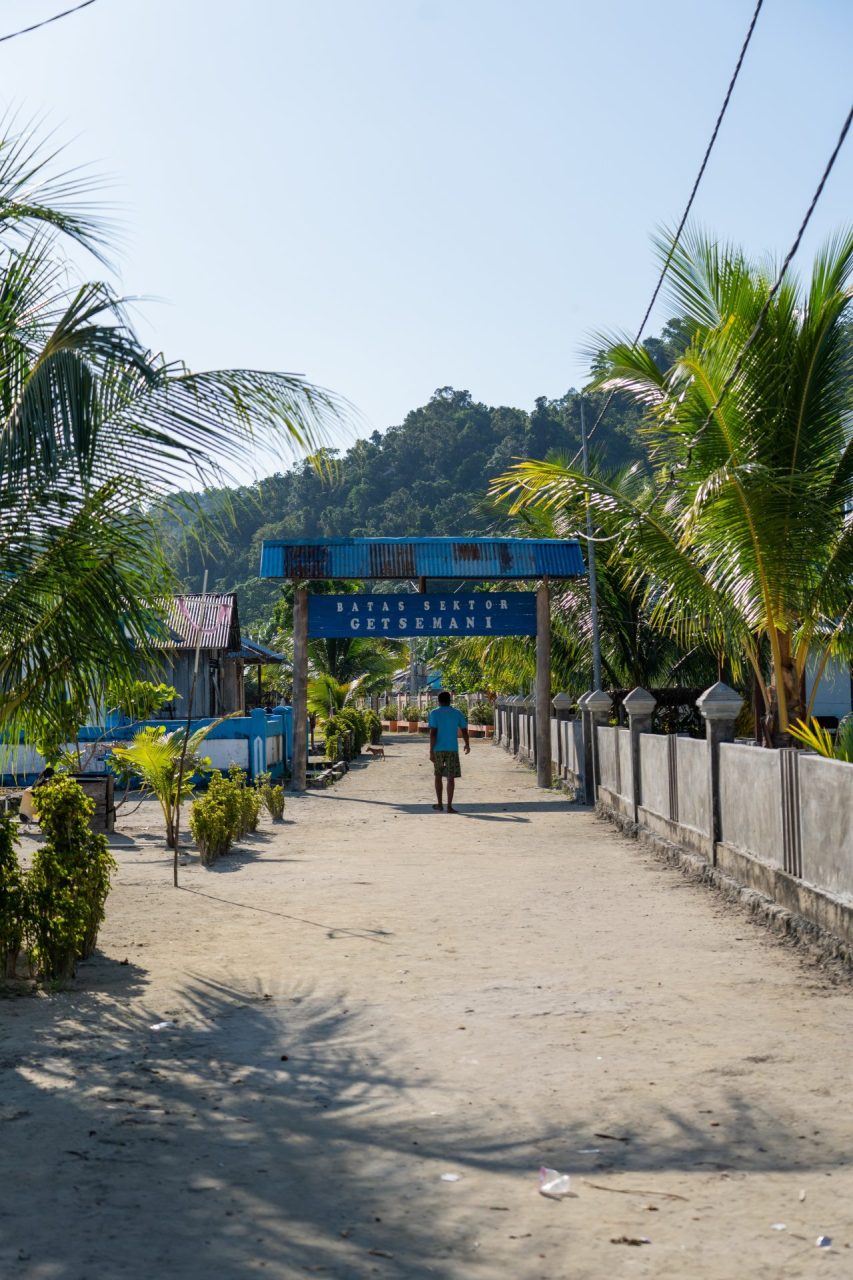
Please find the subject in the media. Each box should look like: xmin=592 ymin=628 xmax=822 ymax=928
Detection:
xmin=0 ymin=0 xmax=97 ymax=45
xmin=687 ymin=99 xmax=853 ymax=457
xmin=574 ymin=0 xmax=765 ymax=462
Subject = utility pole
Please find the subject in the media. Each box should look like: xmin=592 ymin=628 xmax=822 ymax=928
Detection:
xmin=580 ymin=394 xmax=603 ymax=690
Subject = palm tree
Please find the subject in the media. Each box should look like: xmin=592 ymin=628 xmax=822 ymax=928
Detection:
xmin=0 ymin=124 xmax=346 ymax=747
xmin=111 ymin=720 xmax=223 ymax=848
xmin=309 ymin=636 xmax=398 ymax=691
xmin=493 ymin=228 xmax=853 ymax=739
xmin=437 ymin=472 xmax=717 ymax=697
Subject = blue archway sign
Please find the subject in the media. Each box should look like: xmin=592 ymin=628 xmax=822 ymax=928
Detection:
xmin=259 ymin=537 xmax=587 ymax=792
xmin=308 ymin=591 xmax=537 ymax=638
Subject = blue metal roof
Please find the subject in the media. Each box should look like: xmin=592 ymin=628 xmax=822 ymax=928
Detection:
xmin=226 ymin=638 xmax=289 ymax=665
xmin=259 ymin=537 xmax=586 ymax=580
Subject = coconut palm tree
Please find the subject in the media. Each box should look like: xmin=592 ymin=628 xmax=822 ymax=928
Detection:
xmin=437 ymin=471 xmax=718 ymax=697
xmin=0 ymin=124 xmax=346 ymax=747
xmin=493 ymin=228 xmax=853 ymax=739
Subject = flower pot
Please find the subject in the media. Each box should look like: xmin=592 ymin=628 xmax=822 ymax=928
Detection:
xmin=389 ymin=720 xmax=399 ymax=732
xmin=407 ymin=720 xmax=418 ymax=733
xmin=485 ymin=725 xmax=494 ymax=738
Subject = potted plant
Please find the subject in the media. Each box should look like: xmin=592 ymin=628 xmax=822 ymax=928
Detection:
xmin=380 ymin=703 xmax=399 ymax=731
xmin=469 ymin=701 xmax=495 ymax=738
xmin=401 ymin=703 xmax=421 ymax=733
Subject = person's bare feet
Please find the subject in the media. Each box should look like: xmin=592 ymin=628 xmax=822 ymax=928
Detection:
xmin=446 ymin=805 xmax=458 ymax=814
xmin=432 ymin=803 xmax=443 ymax=811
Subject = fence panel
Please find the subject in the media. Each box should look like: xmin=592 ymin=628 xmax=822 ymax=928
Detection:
xmin=676 ymin=737 xmax=708 ymax=835
xmin=719 ymin=744 xmax=783 ymax=867
xmin=799 ymin=754 xmax=853 ymax=897
xmin=640 ymin=734 xmax=670 ymax=818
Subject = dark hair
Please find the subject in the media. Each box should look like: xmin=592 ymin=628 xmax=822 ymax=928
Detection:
xmin=438 ymin=691 xmax=451 ymax=706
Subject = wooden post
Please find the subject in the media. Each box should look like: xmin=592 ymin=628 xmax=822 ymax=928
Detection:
xmin=536 ymin=579 xmax=551 ymax=788
xmin=291 ymin=585 xmax=308 ymax=791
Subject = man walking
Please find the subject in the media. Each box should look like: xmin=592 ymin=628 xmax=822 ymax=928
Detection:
xmin=428 ymin=691 xmax=470 ymax=813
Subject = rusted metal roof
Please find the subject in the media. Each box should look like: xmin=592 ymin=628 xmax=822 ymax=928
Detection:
xmin=150 ymin=594 xmax=241 ymax=651
xmin=259 ymin=538 xmax=586 ymax=581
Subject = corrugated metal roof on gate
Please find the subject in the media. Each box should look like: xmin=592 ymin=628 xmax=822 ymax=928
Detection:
xmin=149 ymin=593 xmax=241 ymax=651
xmin=259 ymin=537 xmax=586 ymax=580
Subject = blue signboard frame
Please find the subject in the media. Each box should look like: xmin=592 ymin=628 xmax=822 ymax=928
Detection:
xmin=308 ymin=592 xmax=537 ymax=638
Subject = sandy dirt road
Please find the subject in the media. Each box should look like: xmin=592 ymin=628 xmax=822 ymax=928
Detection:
xmin=2 ymin=736 xmax=852 ymax=1279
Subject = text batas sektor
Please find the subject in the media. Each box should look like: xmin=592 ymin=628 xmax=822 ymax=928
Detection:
xmin=307 ymin=593 xmax=537 ymax=638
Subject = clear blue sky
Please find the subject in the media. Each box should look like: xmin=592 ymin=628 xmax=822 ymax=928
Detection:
xmin=2 ymin=0 xmax=851 ymax=454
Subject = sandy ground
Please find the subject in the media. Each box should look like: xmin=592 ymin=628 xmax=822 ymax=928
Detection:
xmin=2 ymin=737 xmax=853 ymax=1280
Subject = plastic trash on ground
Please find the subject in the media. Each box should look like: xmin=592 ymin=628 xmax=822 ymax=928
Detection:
xmin=440 ymin=1173 xmax=461 ymax=1182
xmin=150 ymin=1021 xmax=175 ymax=1030
xmin=538 ymin=1167 xmax=573 ymax=1199
xmin=816 ymin=1236 xmax=832 ymax=1249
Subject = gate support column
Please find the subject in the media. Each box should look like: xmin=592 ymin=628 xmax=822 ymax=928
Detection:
xmin=291 ymin=585 xmax=308 ymax=791
xmin=536 ymin=579 xmax=551 ymax=788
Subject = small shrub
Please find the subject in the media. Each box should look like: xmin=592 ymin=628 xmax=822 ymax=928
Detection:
xmin=364 ymin=710 xmax=383 ymax=744
xmin=0 ymin=812 xmax=26 ymax=978
xmin=190 ymin=767 xmax=265 ymax=865
xmin=324 ymin=717 xmax=351 ymax=761
xmin=336 ymin=708 xmax=369 ymax=752
xmin=256 ymin=772 xmax=286 ymax=821
xmin=241 ymin=785 xmax=262 ymax=834
xmin=209 ymin=770 xmax=243 ymax=839
xmin=227 ymin=765 xmax=261 ymax=836
xmin=29 ymin=777 xmax=116 ymax=979
xmin=469 ymin=701 xmax=494 ymax=726
xmin=189 ymin=792 xmax=233 ymax=865
xmin=379 ymin=704 xmax=398 ymax=721
xmin=400 ymin=703 xmax=421 ymax=723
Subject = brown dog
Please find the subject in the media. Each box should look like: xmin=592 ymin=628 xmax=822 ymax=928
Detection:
xmin=365 ymin=745 xmax=385 ymax=760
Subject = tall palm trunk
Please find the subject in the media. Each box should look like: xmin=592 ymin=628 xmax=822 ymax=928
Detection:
xmin=766 ymin=631 xmax=806 ymax=745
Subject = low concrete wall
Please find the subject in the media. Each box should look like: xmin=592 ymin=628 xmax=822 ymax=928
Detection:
xmin=676 ymin=736 xmax=708 ymax=836
xmin=567 ymin=720 xmax=584 ymax=786
xmin=617 ymin=728 xmax=632 ymax=802
xmin=799 ymin=754 xmax=853 ymax=898
xmin=597 ymin=727 xmax=618 ymax=793
xmin=719 ymin=743 xmax=783 ymax=868
xmin=494 ymin=688 xmax=853 ymax=964
xmin=640 ymin=734 xmax=670 ymax=818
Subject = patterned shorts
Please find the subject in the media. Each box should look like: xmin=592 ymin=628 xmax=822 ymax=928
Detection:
xmin=433 ymin=750 xmax=461 ymax=779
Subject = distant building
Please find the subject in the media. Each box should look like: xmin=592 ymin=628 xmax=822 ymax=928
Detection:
xmin=145 ymin=593 xmax=245 ymax=716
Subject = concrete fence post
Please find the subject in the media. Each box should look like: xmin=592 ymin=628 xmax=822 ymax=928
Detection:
xmin=585 ymin=689 xmax=612 ymax=805
xmin=577 ymin=692 xmax=593 ymax=801
xmin=623 ymin=687 xmax=657 ymax=826
xmin=508 ymin=694 xmax=520 ymax=755
xmin=552 ymin=692 xmax=573 ymax=777
xmin=696 ymin=681 xmax=743 ymax=865
xmin=524 ymin=693 xmax=537 ymax=764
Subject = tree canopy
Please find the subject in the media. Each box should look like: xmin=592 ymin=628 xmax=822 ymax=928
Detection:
xmin=159 ymin=359 xmax=685 ymax=634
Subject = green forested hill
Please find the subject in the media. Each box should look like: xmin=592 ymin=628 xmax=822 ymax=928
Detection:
xmin=161 ymin=323 xmax=686 ymax=632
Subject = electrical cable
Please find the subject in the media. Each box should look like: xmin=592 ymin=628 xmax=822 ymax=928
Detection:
xmin=568 ymin=0 xmax=765 ymax=465
xmin=0 ymin=0 xmax=96 ymax=45
xmin=686 ymin=99 xmax=853 ymax=456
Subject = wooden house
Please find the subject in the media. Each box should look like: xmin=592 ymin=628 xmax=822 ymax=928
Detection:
xmin=145 ymin=593 xmax=245 ymax=717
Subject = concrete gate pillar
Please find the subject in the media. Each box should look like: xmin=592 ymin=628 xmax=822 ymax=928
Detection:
xmin=697 ymin=681 xmax=743 ymax=864
xmin=623 ymin=687 xmax=657 ymax=827
xmin=585 ymin=689 xmax=612 ymax=806
xmin=551 ymin=692 xmax=573 ymax=778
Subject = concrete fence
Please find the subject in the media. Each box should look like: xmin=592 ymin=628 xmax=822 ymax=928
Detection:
xmin=495 ymin=684 xmax=853 ymax=955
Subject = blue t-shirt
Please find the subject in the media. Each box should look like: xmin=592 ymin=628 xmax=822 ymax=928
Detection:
xmin=428 ymin=706 xmax=467 ymax=752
